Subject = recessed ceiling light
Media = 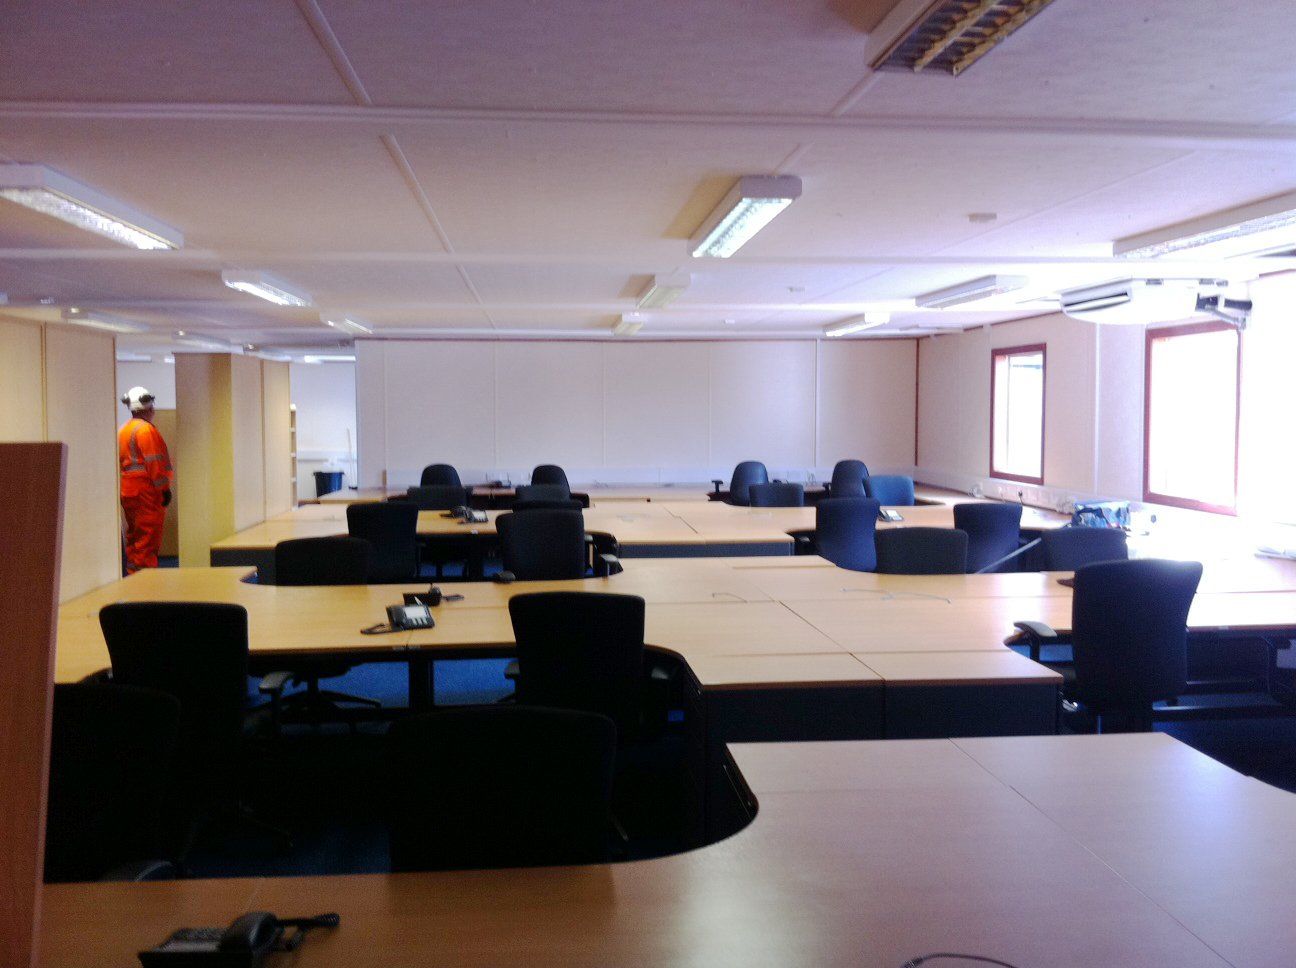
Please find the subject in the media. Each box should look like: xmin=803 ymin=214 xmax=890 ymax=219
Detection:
xmin=1115 ymin=190 xmax=1296 ymax=260
xmin=302 ymin=354 xmax=356 ymax=364
xmin=915 ymin=275 xmax=1028 ymax=309
xmin=173 ymin=330 xmax=234 ymax=351
xmin=690 ymin=175 xmax=802 ymax=259
xmin=321 ymin=314 xmax=374 ymax=335
xmin=0 ymin=164 xmax=182 ymax=250
xmin=613 ymin=313 xmax=644 ymax=336
xmin=635 ymin=273 xmax=691 ymax=310
xmin=61 ymin=307 xmax=150 ymax=335
xmin=823 ymin=313 xmax=890 ymax=338
xmin=221 ymin=270 xmax=312 ymax=307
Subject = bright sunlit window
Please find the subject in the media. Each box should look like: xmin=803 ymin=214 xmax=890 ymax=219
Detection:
xmin=990 ymin=344 xmax=1045 ymax=484
xmin=1144 ymin=322 xmax=1241 ymax=514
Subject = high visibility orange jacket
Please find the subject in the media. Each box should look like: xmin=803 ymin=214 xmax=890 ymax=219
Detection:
xmin=118 ymin=416 xmax=173 ymax=496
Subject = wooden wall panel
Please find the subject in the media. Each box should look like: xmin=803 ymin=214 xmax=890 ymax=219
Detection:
xmin=0 ymin=317 xmax=45 ymax=442
xmin=42 ymin=328 xmax=120 ymax=600
xmin=151 ymin=410 xmax=181 ymax=557
xmin=0 ymin=442 xmax=66 ymax=968
xmin=175 ymin=355 xmax=234 ymax=566
xmin=260 ymin=361 xmax=293 ymax=518
xmin=230 ymin=356 xmax=266 ymax=531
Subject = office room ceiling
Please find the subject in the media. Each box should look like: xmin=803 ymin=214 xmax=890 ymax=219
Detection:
xmin=1 ymin=0 xmax=1295 ymax=357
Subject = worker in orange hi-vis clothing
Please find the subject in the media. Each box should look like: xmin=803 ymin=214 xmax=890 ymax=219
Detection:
xmin=118 ymin=386 xmax=174 ymax=574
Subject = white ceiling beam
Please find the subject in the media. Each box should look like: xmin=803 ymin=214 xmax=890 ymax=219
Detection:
xmin=2 ymin=101 xmax=1295 ymax=154
xmin=1 ymin=247 xmax=1291 ymax=274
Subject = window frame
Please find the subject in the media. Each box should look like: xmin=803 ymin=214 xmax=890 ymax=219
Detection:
xmin=1142 ymin=320 xmax=1242 ymax=516
xmin=989 ymin=342 xmax=1047 ymax=486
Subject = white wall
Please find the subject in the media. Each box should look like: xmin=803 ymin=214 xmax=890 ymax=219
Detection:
xmin=357 ymin=339 xmax=918 ymax=487
xmin=916 ymin=277 xmax=1296 ymax=533
xmin=115 ymin=359 xmax=176 ymax=416
xmin=291 ymin=361 xmax=357 ymax=501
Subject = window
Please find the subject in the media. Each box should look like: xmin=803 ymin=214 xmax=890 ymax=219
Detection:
xmin=1144 ymin=322 xmax=1241 ymax=514
xmin=990 ymin=344 xmax=1045 ymax=484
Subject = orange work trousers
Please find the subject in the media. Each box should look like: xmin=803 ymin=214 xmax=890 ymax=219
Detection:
xmin=121 ymin=481 xmax=166 ymax=573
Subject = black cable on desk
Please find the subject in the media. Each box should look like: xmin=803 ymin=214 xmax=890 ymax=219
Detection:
xmin=902 ymin=954 xmax=1023 ymax=968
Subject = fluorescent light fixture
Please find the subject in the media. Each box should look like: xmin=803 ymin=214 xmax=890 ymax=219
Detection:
xmin=302 ymin=354 xmax=356 ymax=364
xmin=321 ymin=314 xmax=373 ymax=335
xmin=635 ymin=273 xmax=691 ymax=309
xmin=613 ymin=313 xmax=644 ymax=336
xmin=221 ymin=270 xmax=312 ymax=307
xmin=115 ymin=351 xmax=152 ymax=363
xmin=62 ymin=307 xmax=150 ymax=335
xmin=254 ymin=350 xmax=293 ymax=363
xmin=173 ymin=329 xmax=235 ymax=351
xmin=823 ymin=312 xmax=891 ymax=338
xmin=915 ymin=275 xmax=1028 ymax=309
xmin=690 ymin=175 xmax=802 ymax=258
xmin=1115 ymin=191 xmax=1296 ymax=260
xmin=0 ymin=165 xmax=182 ymax=250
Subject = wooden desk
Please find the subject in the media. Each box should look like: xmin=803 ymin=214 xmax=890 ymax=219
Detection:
xmin=41 ymin=733 xmax=1270 ymax=968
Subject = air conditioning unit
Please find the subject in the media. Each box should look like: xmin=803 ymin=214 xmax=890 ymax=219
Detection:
xmin=1060 ymin=279 xmax=1200 ymax=325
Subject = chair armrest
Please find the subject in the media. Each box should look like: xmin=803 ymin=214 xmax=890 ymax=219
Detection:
xmin=258 ymin=670 xmax=293 ymax=696
xmin=595 ymin=553 xmax=623 ymax=578
xmin=711 ymin=479 xmax=724 ymax=494
xmin=504 ymin=658 xmax=519 ymax=681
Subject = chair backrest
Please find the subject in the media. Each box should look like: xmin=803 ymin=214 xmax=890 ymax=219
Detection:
xmin=815 ymin=498 xmax=881 ymax=572
xmin=830 ymin=459 xmax=870 ymax=498
xmin=953 ymin=502 xmax=1023 ymax=573
xmin=865 ymin=474 xmax=915 ymax=506
xmin=386 ymin=706 xmax=616 ymax=872
xmin=514 ymin=483 xmax=573 ymax=504
xmin=509 ymin=592 xmax=646 ymax=736
xmin=874 ymin=527 xmax=968 ymax=574
xmin=727 ymin=461 xmax=769 ymax=506
xmin=404 ymin=484 xmax=471 ymax=511
xmin=420 ymin=463 xmax=462 ymax=488
xmin=1071 ymin=559 xmax=1203 ymax=710
xmin=530 ymin=464 xmax=571 ymax=494
xmin=748 ymin=482 xmax=805 ymax=507
xmin=347 ymin=501 xmax=420 ymax=582
xmin=45 ymin=682 xmax=180 ymax=882
xmin=497 ymin=509 xmax=587 ymax=580
xmin=1041 ymin=527 xmax=1130 ymax=571
xmin=99 ymin=602 xmax=249 ymax=773
xmin=274 ymin=536 xmax=372 ymax=585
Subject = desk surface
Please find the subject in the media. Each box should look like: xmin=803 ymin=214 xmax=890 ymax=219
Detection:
xmin=41 ymin=732 xmax=1286 ymax=968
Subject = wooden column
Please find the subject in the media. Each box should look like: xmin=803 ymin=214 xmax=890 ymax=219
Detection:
xmin=0 ymin=443 xmax=67 ymax=968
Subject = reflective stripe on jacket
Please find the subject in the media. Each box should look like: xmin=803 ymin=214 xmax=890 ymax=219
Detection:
xmin=118 ymin=417 xmax=173 ymax=489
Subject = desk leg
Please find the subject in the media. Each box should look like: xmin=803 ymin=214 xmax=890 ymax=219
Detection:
xmin=408 ymin=656 xmax=435 ymax=710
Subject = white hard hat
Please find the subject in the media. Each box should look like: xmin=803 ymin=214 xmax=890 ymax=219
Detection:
xmin=121 ymin=386 xmax=155 ymax=412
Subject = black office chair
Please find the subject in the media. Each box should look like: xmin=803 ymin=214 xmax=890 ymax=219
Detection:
xmin=749 ymin=482 xmax=805 ymax=507
xmin=1041 ymin=527 xmax=1130 ymax=571
xmin=509 ymin=592 xmax=650 ymax=740
xmin=726 ymin=461 xmax=769 ymax=506
xmin=347 ymin=501 xmax=419 ymax=582
xmin=45 ymin=682 xmax=181 ymax=883
xmin=865 ymin=474 xmax=915 ymax=506
xmin=875 ymin=527 xmax=968 ymax=575
xmin=514 ymin=483 xmax=574 ymax=503
xmin=829 ymin=459 xmax=870 ymax=498
xmin=954 ymin=502 xmax=1023 ymax=573
xmin=271 ymin=537 xmax=382 ymax=725
xmin=815 ymin=498 xmax=880 ymax=572
xmin=1067 ymin=559 xmax=1203 ymax=732
xmin=420 ymin=463 xmax=462 ymax=488
xmin=530 ymin=464 xmax=572 ymax=494
xmin=403 ymin=485 xmax=471 ymax=510
xmin=386 ymin=706 xmax=617 ymax=872
xmin=98 ymin=603 xmax=283 ymax=848
xmin=497 ymin=509 xmax=588 ymax=580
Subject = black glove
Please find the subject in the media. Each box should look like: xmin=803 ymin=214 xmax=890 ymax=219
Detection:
xmin=161 ymin=489 xmax=172 ymax=508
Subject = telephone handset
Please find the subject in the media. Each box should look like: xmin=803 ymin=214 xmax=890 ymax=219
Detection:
xmin=139 ymin=911 xmax=339 ymax=966
xmin=139 ymin=911 xmax=279 ymax=966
